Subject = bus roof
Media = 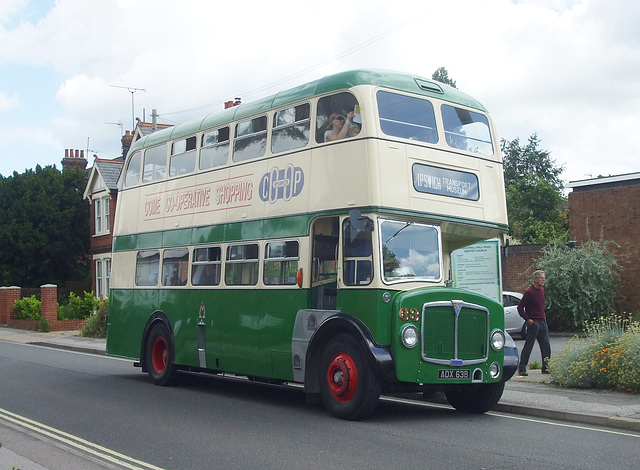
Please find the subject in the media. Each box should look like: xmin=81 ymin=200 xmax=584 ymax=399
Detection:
xmin=129 ymin=69 xmax=489 ymax=154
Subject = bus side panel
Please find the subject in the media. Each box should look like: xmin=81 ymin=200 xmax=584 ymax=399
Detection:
xmin=336 ymin=288 xmax=392 ymax=347
xmin=106 ymin=288 xmax=145 ymax=360
xmin=257 ymin=288 xmax=309 ymax=381
xmin=158 ymin=289 xmax=199 ymax=368
xmin=212 ymin=289 xmax=260 ymax=377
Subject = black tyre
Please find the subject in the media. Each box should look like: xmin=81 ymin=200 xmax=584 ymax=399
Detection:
xmin=145 ymin=323 xmax=178 ymax=386
xmin=319 ymin=334 xmax=381 ymax=420
xmin=445 ymin=381 xmax=505 ymax=413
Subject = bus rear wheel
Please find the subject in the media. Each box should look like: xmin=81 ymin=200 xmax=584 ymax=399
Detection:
xmin=319 ymin=334 xmax=381 ymax=420
xmin=145 ymin=323 xmax=178 ymax=386
xmin=444 ymin=381 xmax=505 ymax=413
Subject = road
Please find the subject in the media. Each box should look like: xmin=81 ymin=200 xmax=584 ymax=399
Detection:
xmin=514 ymin=334 xmax=572 ymax=369
xmin=0 ymin=339 xmax=638 ymax=470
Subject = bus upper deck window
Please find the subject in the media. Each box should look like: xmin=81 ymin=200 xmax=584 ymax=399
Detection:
xmin=377 ymin=91 xmax=437 ymax=144
xmin=200 ymin=127 xmax=230 ymax=170
xmin=316 ymin=92 xmax=361 ymax=144
xmin=442 ymin=105 xmax=493 ymax=156
xmin=125 ymin=151 xmax=142 ymax=187
xmin=143 ymin=144 xmax=167 ymax=183
xmin=234 ymin=116 xmax=267 ymax=162
xmin=272 ymin=103 xmax=310 ymax=154
xmin=169 ymin=136 xmax=197 ymax=177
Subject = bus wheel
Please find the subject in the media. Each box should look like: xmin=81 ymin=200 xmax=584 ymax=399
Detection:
xmin=145 ymin=323 xmax=178 ymax=386
xmin=319 ymin=334 xmax=381 ymax=420
xmin=444 ymin=382 xmax=505 ymax=413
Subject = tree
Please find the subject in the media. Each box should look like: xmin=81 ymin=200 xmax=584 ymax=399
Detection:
xmin=536 ymin=237 xmax=621 ymax=331
xmin=432 ymin=66 xmax=457 ymax=88
xmin=501 ymin=134 xmax=568 ymax=244
xmin=0 ymin=165 xmax=90 ymax=287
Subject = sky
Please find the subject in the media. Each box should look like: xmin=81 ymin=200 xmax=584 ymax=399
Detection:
xmin=1 ymin=0 xmax=639 ymax=186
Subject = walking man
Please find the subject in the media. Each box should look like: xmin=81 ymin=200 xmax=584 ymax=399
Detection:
xmin=517 ymin=270 xmax=551 ymax=375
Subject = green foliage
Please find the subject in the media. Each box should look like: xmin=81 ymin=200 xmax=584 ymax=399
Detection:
xmin=0 ymin=165 xmax=90 ymax=287
xmin=431 ymin=66 xmax=457 ymax=88
xmin=501 ymin=134 xmax=568 ymax=244
xmin=550 ymin=314 xmax=639 ymax=391
xmin=58 ymin=291 xmax=100 ymax=320
xmin=39 ymin=317 xmax=50 ymax=333
xmin=13 ymin=295 xmax=41 ymax=320
xmin=537 ymin=238 xmax=620 ymax=330
xmin=81 ymin=298 xmax=109 ymax=338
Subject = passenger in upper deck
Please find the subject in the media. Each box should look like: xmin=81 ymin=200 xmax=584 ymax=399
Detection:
xmin=324 ymin=111 xmax=355 ymax=142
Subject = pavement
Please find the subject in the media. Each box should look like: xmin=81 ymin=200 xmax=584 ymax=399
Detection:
xmin=1 ymin=326 xmax=639 ymax=469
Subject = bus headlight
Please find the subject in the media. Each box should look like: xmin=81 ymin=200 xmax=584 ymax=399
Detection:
xmin=489 ymin=362 xmax=501 ymax=378
xmin=401 ymin=324 xmax=419 ymax=348
xmin=490 ymin=330 xmax=505 ymax=351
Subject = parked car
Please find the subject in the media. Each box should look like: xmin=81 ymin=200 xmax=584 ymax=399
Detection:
xmin=503 ymin=291 xmax=526 ymax=339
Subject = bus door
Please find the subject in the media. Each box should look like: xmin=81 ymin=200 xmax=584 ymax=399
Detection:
xmin=310 ymin=217 xmax=339 ymax=310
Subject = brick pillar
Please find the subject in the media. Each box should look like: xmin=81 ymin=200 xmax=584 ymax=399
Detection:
xmin=0 ymin=286 xmax=21 ymax=324
xmin=41 ymin=284 xmax=58 ymax=324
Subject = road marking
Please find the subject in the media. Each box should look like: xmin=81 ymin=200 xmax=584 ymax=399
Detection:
xmin=487 ymin=411 xmax=640 ymax=438
xmin=0 ymin=407 xmax=163 ymax=470
xmin=383 ymin=396 xmax=640 ymax=439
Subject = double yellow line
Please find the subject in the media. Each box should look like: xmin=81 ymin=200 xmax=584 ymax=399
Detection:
xmin=0 ymin=407 xmax=163 ymax=470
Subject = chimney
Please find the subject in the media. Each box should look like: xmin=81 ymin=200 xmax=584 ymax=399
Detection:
xmin=61 ymin=148 xmax=88 ymax=171
xmin=224 ymin=98 xmax=242 ymax=109
xmin=121 ymin=130 xmax=133 ymax=159
xmin=152 ymin=108 xmax=157 ymax=132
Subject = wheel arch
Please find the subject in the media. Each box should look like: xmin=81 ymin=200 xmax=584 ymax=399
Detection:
xmin=304 ymin=313 xmax=395 ymax=396
xmin=140 ymin=310 xmax=173 ymax=373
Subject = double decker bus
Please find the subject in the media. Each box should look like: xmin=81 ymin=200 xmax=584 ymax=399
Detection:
xmin=106 ymin=69 xmax=517 ymax=420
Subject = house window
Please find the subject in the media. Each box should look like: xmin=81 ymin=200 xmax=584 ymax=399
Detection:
xmin=94 ymin=196 xmax=110 ymax=235
xmin=95 ymin=257 xmax=112 ymax=299
xmin=105 ymin=259 xmax=111 ymax=294
xmin=96 ymin=260 xmax=103 ymax=298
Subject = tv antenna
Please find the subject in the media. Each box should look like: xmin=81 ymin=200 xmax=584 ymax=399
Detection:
xmin=86 ymin=137 xmax=100 ymax=157
xmin=110 ymin=85 xmax=146 ymax=131
xmin=105 ymin=120 xmax=124 ymax=136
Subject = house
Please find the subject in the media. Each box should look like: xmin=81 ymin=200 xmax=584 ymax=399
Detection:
xmin=83 ymin=120 xmax=174 ymax=298
xmin=82 ymin=131 xmax=134 ymax=299
xmin=83 ymin=156 xmax=123 ymax=299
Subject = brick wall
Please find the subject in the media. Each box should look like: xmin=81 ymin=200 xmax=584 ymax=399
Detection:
xmin=0 ymin=285 xmax=86 ymax=331
xmin=0 ymin=286 xmax=20 ymax=324
xmin=501 ymin=244 xmax=544 ymax=294
xmin=569 ymin=179 xmax=640 ymax=313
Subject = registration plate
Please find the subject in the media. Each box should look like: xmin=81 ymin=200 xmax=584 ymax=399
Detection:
xmin=438 ymin=369 xmax=470 ymax=380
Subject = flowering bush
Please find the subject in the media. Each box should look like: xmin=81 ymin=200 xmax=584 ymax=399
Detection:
xmin=549 ymin=314 xmax=639 ymax=392
xmin=608 ymin=322 xmax=640 ymax=391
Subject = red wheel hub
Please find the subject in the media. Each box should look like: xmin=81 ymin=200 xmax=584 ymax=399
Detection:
xmin=326 ymin=353 xmax=358 ymax=402
xmin=151 ymin=337 xmax=168 ymax=373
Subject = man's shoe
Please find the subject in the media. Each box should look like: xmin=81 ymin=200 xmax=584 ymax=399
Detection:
xmin=541 ymin=370 xmax=549 ymax=374
xmin=519 ymin=369 xmax=528 ymax=376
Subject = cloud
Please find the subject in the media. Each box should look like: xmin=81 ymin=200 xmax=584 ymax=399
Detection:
xmin=0 ymin=91 xmax=19 ymax=111
xmin=0 ymin=0 xmax=639 ymax=182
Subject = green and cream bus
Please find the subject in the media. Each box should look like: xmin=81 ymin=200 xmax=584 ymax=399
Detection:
xmin=106 ymin=69 xmax=518 ymax=420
